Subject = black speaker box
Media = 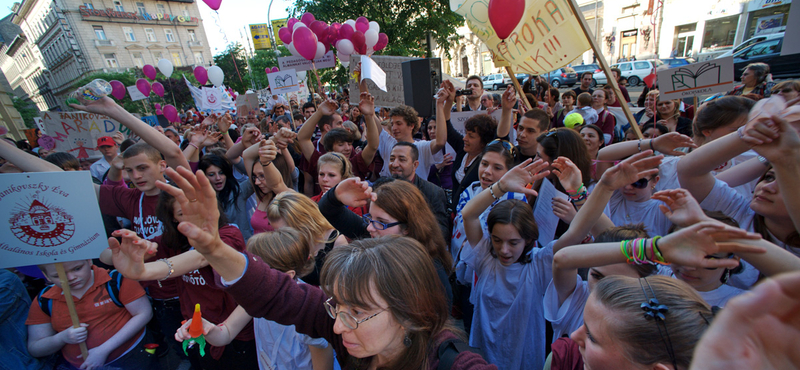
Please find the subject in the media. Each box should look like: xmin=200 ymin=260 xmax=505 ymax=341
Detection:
xmin=401 ymin=58 xmax=442 ymax=117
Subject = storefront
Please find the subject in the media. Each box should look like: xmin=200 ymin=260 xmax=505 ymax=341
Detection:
xmin=702 ymin=15 xmax=740 ymax=50
xmin=744 ymin=0 xmax=791 ymax=38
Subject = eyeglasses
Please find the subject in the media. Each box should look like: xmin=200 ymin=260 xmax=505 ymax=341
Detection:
xmin=324 ymin=297 xmax=386 ymax=330
xmin=488 ymin=139 xmax=517 ymax=157
xmin=362 ymin=213 xmax=403 ymax=230
xmin=630 ymin=177 xmax=651 ymax=189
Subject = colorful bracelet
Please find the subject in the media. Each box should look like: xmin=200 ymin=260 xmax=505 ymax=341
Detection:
xmin=651 ymin=236 xmax=669 ymax=265
xmin=565 ymin=184 xmax=586 ymax=194
xmin=620 ymin=240 xmax=633 ymax=263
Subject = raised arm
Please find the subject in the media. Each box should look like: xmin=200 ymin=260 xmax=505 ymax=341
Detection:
xmin=226 ymin=127 xmax=263 ymax=164
xmin=429 ymin=87 xmax=449 ymax=153
xmin=108 ymin=229 xmax=209 ymax=281
xmin=175 ymin=305 xmax=251 ymax=347
xmin=71 ymin=97 xmax=189 ymax=170
xmin=358 ymin=86 xmax=379 ymax=165
xmin=297 ymin=99 xmax=337 ymax=160
xmin=497 ymin=86 xmax=516 ymax=138
xmin=0 ymin=138 xmax=62 ymax=172
xmin=242 ymin=139 xmax=290 ymax=193
xmin=597 ymin=132 xmax=696 ymax=161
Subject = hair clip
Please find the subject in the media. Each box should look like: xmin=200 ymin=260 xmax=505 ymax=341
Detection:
xmin=641 ymin=298 xmax=669 ymax=321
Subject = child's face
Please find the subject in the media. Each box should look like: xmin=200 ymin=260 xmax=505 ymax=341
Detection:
xmin=490 ymin=223 xmax=529 ymax=266
xmin=41 ymin=260 xmax=93 ymax=293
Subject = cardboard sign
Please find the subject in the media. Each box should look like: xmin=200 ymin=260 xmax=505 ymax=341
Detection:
xmin=268 ymin=69 xmax=300 ymax=95
xmin=0 ymin=172 xmax=108 ymax=268
xmin=450 ymin=110 xmax=503 ymax=136
xmin=348 ymin=55 xmax=414 ymax=108
xmin=40 ymin=112 xmax=127 ymax=160
xmin=656 ymin=57 xmax=734 ymax=100
xmin=33 ymin=117 xmax=46 ymax=134
xmin=127 ymin=85 xmax=148 ymax=101
xmin=288 ymin=77 xmax=311 ymax=104
xmin=453 ymin=0 xmax=591 ymax=75
xmin=278 ymin=51 xmax=336 ymax=72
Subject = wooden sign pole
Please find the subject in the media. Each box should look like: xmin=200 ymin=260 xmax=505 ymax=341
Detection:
xmin=505 ymin=66 xmax=533 ymax=110
xmin=565 ymin=0 xmax=644 ymax=139
xmin=54 ymin=262 xmax=90 ymax=360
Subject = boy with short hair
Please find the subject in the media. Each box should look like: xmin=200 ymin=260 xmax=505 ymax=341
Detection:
xmin=26 ymin=260 xmax=154 ymax=369
xmin=569 ymin=92 xmax=598 ymax=125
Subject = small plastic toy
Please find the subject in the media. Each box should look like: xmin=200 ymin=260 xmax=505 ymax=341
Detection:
xmin=182 ymin=303 xmax=207 ymax=357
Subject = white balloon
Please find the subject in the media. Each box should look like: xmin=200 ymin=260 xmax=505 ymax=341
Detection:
xmin=365 ymin=29 xmax=379 ymax=48
xmin=293 ymin=22 xmax=307 ymax=32
xmin=337 ymin=51 xmax=350 ymax=62
xmin=368 ymin=21 xmax=380 ymax=33
xmin=208 ymin=65 xmax=224 ymax=86
xmin=336 ymin=39 xmax=354 ymax=56
xmin=288 ymin=42 xmax=301 ymax=58
xmin=341 ymin=61 xmax=350 ymax=68
xmin=314 ymin=42 xmax=325 ymax=60
xmin=157 ymin=58 xmax=174 ymax=78
xmin=297 ymin=71 xmax=307 ymax=80
xmin=345 ymin=19 xmax=356 ymax=28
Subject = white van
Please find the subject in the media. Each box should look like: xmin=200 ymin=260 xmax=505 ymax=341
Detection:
xmin=716 ymin=32 xmax=784 ymax=59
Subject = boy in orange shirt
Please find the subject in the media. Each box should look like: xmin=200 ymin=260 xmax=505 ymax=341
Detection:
xmin=26 ymin=260 xmax=155 ymax=369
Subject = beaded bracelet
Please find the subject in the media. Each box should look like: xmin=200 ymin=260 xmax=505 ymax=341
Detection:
xmin=157 ymin=258 xmax=174 ymax=288
xmin=489 ymin=183 xmax=500 ymax=200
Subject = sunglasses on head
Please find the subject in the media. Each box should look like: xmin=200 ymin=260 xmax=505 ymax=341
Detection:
xmin=630 ymin=177 xmax=650 ymax=189
xmin=488 ymin=139 xmax=517 ymax=157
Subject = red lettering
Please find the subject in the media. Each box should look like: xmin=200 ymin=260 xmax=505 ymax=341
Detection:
xmin=61 ymin=122 xmax=76 ymax=135
xmin=74 ymin=120 xmax=87 ymax=132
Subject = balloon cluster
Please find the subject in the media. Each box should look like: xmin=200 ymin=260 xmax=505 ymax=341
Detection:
xmin=277 ymin=13 xmax=388 ymax=66
xmin=192 ymin=66 xmax=225 ymax=87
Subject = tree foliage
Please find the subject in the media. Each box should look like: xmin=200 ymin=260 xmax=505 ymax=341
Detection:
xmin=213 ymin=43 xmax=251 ymax=93
xmin=290 ymin=0 xmax=463 ymax=58
xmin=10 ymin=95 xmax=39 ymax=129
xmin=247 ymin=46 xmax=291 ymax=91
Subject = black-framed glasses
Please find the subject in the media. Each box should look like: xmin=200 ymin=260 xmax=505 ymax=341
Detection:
xmin=630 ymin=177 xmax=650 ymax=189
xmin=362 ymin=213 xmax=403 ymax=230
xmin=324 ymin=297 xmax=386 ymax=330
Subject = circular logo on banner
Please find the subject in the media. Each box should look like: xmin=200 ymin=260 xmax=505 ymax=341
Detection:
xmin=9 ymin=198 xmax=75 ymax=247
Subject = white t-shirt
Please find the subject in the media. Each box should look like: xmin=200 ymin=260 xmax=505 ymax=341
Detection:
xmin=377 ymin=130 xmax=443 ymax=179
xmin=266 ymin=95 xmax=288 ymax=112
xmin=90 ymin=157 xmax=111 ymax=180
xmin=603 ymin=190 xmax=672 ymax=237
xmin=543 ymin=276 xmax=590 ymax=342
xmin=698 ymin=284 xmax=746 ymax=307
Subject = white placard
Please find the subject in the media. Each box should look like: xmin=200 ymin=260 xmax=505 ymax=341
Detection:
xmin=532 ymin=178 xmax=569 ymax=247
xmin=267 ymin=68 xmax=300 ymax=95
xmin=40 ymin=111 xmax=127 ymax=160
xmin=656 ymin=57 xmax=734 ymax=100
xmin=126 ymin=85 xmax=148 ymax=101
xmin=33 ymin=117 xmax=46 ymax=134
xmin=360 ymin=56 xmax=387 ymax=92
xmin=0 ymin=172 xmax=108 ymax=268
xmin=449 ymin=110 xmax=503 ymax=136
xmin=277 ymin=51 xmax=336 ymax=72
xmin=202 ymin=87 xmax=223 ymax=109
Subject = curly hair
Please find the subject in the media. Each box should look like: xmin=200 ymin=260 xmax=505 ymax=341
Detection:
xmin=388 ymin=105 xmax=420 ymax=134
xmin=464 ymin=114 xmax=498 ymax=148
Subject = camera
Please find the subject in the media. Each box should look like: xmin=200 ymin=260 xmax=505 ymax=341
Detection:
xmin=455 ymin=89 xmax=473 ymax=96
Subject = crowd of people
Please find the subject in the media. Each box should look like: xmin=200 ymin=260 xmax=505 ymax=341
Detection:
xmin=1 ymin=60 xmax=800 ymax=370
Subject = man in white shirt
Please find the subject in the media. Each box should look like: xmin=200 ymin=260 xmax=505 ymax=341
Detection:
xmin=90 ymin=136 xmax=118 ymax=181
xmin=377 ymin=105 xmax=446 ymax=179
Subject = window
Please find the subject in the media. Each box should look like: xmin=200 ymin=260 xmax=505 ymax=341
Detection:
xmin=136 ymin=2 xmax=146 ymax=14
xmin=144 ymin=28 xmax=156 ymax=42
xmin=104 ymin=53 xmax=118 ymax=68
xmin=187 ymin=29 xmax=197 ymax=42
xmin=619 ymin=63 xmax=632 ymax=71
xmin=93 ymin=26 xmax=106 ymax=40
xmin=157 ymin=4 xmax=166 ymax=13
xmin=634 ymin=61 xmax=650 ymax=70
xmin=132 ymin=52 xmax=145 ymax=68
xmin=113 ymin=1 xmax=124 ymax=11
xmin=194 ymin=52 xmax=204 ymax=65
xmin=702 ymin=15 xmax=739 ymax=50
xmin=83 ymin=2 xmax=93 ymax=9
xmin=183 ymin=6 xmax=190 ymax=17
xmin=123 ymin=27 xmax=136 ymax=42
xmin=165 ymin=29 xmax=175 ymax=42
xmin=154 ymin=51 xmax=164 ymax=60
xmin=171 ymin=52 xmax=183 ymax=67
xmin=744 ymin=39 xmax=781 ymax=57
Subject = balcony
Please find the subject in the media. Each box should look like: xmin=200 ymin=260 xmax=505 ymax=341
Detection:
xmin=94 ymin=39 xmax=117 ymax=51
xmin=187 ymin=41 xmax=203 ymax=49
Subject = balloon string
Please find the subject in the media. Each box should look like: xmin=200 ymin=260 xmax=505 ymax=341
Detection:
xmin=231 ymin=52 xmax=244 ymax=86
xmin=312 ymin=62 xmax=326 ymax=100
xmin=213 ymin=11 xmax=229 ymax=46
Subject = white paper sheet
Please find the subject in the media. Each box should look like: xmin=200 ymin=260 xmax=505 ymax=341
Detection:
xmin=360 ymin=55 xmax=387 ymax=92
xmin=533 ymin=178 xmax=569 ymax=246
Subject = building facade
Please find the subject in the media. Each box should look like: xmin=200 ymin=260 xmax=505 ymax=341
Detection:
xmin=6 ymin=0 xmax=213 ymax=111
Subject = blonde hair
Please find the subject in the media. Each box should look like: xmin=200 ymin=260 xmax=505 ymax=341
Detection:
xmin=317 ymin=152 xmax=354 ymax=179
xmin=267 ymin=191 xmax=336 ymax=246
xmin=342 ymin=120 xmax=362 ymax=140
xmin=247 ymin=228 xmax=314 ymax=277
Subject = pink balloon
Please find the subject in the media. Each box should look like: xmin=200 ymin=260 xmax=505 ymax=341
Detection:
xmin=351 ymin=31 xmax=367 ymax=55
xmin=202 ymin=0 xmax=221 ymax=10
xmin=155 ymin=109 xmax=163 ymax=115
xmin=329 ymin=23 xmax=342 ymax=43
xmin=271 ymin=66 xmax=280 ymax=73
xmin=155 ymin=103 xmax=162 ymax=110
xmin=374 ymin=32 xmax=389 ymax=51
xmin=194 ymin=66 xmax=208 ymax=85
xmin=142 ymin=64 xmax=157 ymax=80
xmin=287 ymin=18 xmax=298 ymax=30
xmin=356 ymin=16 xmax=369 ymax=25
xmin=136 ymin=78 xmax=151 ymax=96
xmin=163 ymin=104 xmax=179 ymax=123
xmin=355 ymin=18 xmax=369 ymax=33
xmin=339 ymin=24 xmax=354 ymax=41
xmin=278 ymin=27 xmax=292 ymax=44
xmin=301 ymin=12 xmax=316 ymax=26
xmin=152 ymin=82 xmax=165 ymax=97
xmin=292 ymin=26 xmax=318 ymax=61
xmin=310 ymin=21 xmax=327 ymax=39
xmin=109 ymin=80 xmax=126 ymax=100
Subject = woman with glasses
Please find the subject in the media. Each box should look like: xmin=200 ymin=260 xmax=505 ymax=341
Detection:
xmin=243 ymin=138 xmax=294 ymax=234
xmin=153 ymin=167 xmax=495 ymax=369
xmin=771 ymin=80 xmax=799 ymax=102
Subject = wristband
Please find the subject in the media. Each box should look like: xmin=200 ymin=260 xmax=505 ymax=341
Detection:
xmin=260 ymin=161 xmax=272 ymax=168
xmin=157 ymin=258 xmax=174 ymax=288
xmin=188 ymin=142 xmax=199 ymax=150
xmin=757 ymin=155 xmax=770 ymax=166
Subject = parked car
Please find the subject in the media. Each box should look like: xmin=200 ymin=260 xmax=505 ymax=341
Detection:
xmin=717 ymin=32 xmax=784 ymax=59
xmin=540 ymin=67 xmax=577 ymax=88
xmin=571 ymin=63 xmax=600 ymax=76
xmin=592 ymin=59 xmax=662 ymax=86
xmin=514 ymin=73 xmax=530 ymax=84
xmin=733 ymin=36 xmax=800 ymax=81
xmin=661 ymin=57 xmax=696 ymax=69
xmin=483 ymin=73 xmax=512 ymax=90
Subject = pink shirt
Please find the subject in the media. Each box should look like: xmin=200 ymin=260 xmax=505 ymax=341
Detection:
xmin=250 ymin=208 xmax=274 ymax=234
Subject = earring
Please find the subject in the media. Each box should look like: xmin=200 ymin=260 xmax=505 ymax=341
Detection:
xmin=403 ymin=334 xmax=412 ymax=347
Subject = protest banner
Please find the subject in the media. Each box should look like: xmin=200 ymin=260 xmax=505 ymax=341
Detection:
xmin=348 ymin=55 xmax=414 ymax=108
xmin=141 ymin=115 xmax=170 ymax=128
xmin=126 ymin=85 xmax=148 ymax=101
xmin=656 ymin=57 xmax=734 ymax=100
xmin=34 ymin=117 xmax=46 ymax=134
xmin=40 ymin=111 xmax=127 ymax=160
xmin=360 ymin=56 xmax=387 ymax=92
xmin=249 ymin=23 xmax=272 ymax=50
xmin=452 ymin=0 xmax=591 ymax=75
xmin=278 ymin=50 xmax=336 ymax=72
xmin=450 ymin=110 xmax=503 ymax=136
xmin=268 ymin=69 xmax=300 ymax=95
xmin=202 ymin=87 xmax=223 ymax=110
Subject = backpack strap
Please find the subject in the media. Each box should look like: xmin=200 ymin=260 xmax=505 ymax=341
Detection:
xmin=36 ymin=285 xmax=55 ymax=316
xmin=437 ymin=338 xmax=482 ymax=370
xmin=105 ymin=269 xmax=125 ymax=308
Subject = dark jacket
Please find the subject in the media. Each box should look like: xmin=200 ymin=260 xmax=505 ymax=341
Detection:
xmin=411 ymin=175 xmax=451 ymax=242
xmin=446 ymin=119 xmax=484 ymax=208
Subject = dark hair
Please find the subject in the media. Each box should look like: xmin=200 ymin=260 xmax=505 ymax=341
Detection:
xmin=482 ymin=141 xmax=515 ymax=170
xmin=302 ymin=102 xmax=316 ymax=112
xmin=466 ymin=75 xmax=484 ymax=89
xmin=577 ymin=92 xmax=592 ymax=107
xmin=561 ymin=90 xmax=577 ymax=100
xmin=156 ymin=190 xmax=228 ymax=252
xmin=641 ymin=122 xmax=669 ymax=136
xmin=317 ymin=114 xmax=335 ymax=132
xmin=752 ymin=167 xmax=800 ymax=249
xmin=547 ymin=87 xmax=560 ymax=102
xmin=693 ymin=96 xmax=755 ymax=141
xmin=745 ymin=62 xmax=770 ymax=84
xmin=487 ymin=199 xmax=539 ymax=264
xmin=522 ymin=109 xmax=551 ymax=132
xmin=389 ymin=105 xmax=420 ymax=134
xmin=610 ymin=67 xmax=622 ymax=78
xmin=198 ymin=155 xmax=240 ymax=212
xmin=45 ymin=152 xmax=80 ymax=171
xmin=581 ymin=71 xmax=593 ymax=79
xmin=122 ymin=141 xmax=163 ymax=164
xmin=464 ymin=114 xmax=498 ymax=149
xmin=392 ymin=141 xmax=419 ymax=162
xmin=537 ymin=128 xmax=593 ymax=185
xmin=321 ymin=128 xmax=355 ymax=152
xmin=580 ymin=124 xmax=606 ymax=150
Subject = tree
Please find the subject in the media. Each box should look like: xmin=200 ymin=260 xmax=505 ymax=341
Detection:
xmin=290 ymin=0 xmax=463 ymax=58
xmin=213 ymin=43 xmax=251 ymax=93
xmin=10 ymin=95 xmax=39 ymax=129
xmin=247 ymin=46 xmax=291 ymax=91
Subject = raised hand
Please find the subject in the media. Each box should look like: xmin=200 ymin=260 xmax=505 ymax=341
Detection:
xmin=598 ymin=150 xmax=663 ymax=190
xmin=258 ymin=139 xmax=278 ymax=164
xmin=658 ymin=221 xmax=764 ymax=268
xmin=69 ymin=96 xmax=122 ymax=117
xmin=501 ymin=85 xmax=516 ymax=110
xmin=435 ymin=153 xmax=454 ymax=170
xmin=318 ymin=99 xmax=338 ymax=116
xmin=334 ymin=177 xmax=376 ymax=208
xmin=108 ymin=229 xmax=158 ymax=280
xmin=217 ymin=113 xmax=232 ymax=133
xmin=652 ymin=132 xmax=697 ymax=156
xmin=201 ymin=113 xmax=218 ymax=128
xmin=498 ymin=158 xmax=551 ymax=197
xmin=241 ymin=127 xmax=263 ymax=148
xmin=551 ymin=157 xmax=583 ymax=191
xmin=112 ymin=131 xmax=125 ymax=145
xmin=155 ymin=166 xmax=222 ymax=255
xmin=652 ymin=188 xmax=707 ymax=227
xmin=175 ymin=317 xmax=216 ymax=342
xmin=751 ymin=115 xmax=800 ymax=165
xmin=359 ymin=90 xmax=375 ymax=116
xmin=202 ymin=132 xmax=222 ymax=147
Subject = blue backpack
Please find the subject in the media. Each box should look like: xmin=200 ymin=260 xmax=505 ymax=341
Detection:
xmin=37 ymin=269 xmax=125 ymax=316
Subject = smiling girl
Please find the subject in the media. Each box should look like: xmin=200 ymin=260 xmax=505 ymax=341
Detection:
xmin=199 ymin=155 xmax=255 ymax=240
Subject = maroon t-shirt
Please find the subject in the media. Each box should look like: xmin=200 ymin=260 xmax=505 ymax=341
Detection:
xmin=99 ymin=184 xmax=179 ymax=299
xmin=159 ymin=225 xmax=254 ymax=359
